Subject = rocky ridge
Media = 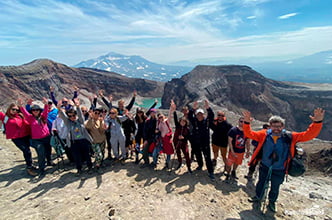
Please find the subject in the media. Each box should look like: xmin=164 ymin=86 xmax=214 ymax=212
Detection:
xmin=0 ymin=59 xmax=164 ymax=107
xmin=161 ymin=65 xmax=332 ymax=141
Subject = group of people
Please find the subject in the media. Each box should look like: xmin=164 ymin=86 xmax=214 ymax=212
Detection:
xmin=0 ymin=87 xmax=325 ymax=213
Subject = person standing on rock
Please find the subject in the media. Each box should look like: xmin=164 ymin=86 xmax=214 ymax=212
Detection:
xmin=170 ymin=100 xmax=192 ymax=173
xmin=57 ymin=98 xmax=93 ymax=175
xmin=210 ymin=110 xmax=232 ymax=172
xmin=225 ymin=117 xmax=250 ymax=181
xmin=188 ymin=100 xmax=215 ymax=180
xmin=85 ymin=108 xmax=107 ymax=172
xmin=105 ymin=108 xmax=129 ymax=165
xmin=244 ymin=108 xmax=324 ymax=212
xmin=0 ymin=103 xmax=37 ymax=176
xmin=155 ymin=107 xmax=174 ymax=169
xmin=18 ymin=98 xmax=54 ymax=176
xmin=141 ymin=108 xmax=158 ymax=167
xmin=98 ymin=90 xmax=136 ymax=161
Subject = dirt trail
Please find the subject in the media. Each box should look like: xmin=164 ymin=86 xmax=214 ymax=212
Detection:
xmin=0 ymin=135 xmax=331 ymax=220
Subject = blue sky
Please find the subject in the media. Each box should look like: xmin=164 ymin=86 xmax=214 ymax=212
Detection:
xmin=0 ymin=0 xmax=331 ymax=66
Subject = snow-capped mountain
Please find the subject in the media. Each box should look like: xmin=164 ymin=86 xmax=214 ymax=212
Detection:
xmin=74 ymin=52 xmax=193 ymax=81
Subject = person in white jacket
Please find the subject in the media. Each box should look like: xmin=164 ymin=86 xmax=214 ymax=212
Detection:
xmin=105 ymin=108 xmax=128 ymax=164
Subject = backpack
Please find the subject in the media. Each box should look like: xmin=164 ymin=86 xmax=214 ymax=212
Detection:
xmin=282 ymin=131 xmax=306 ymax=177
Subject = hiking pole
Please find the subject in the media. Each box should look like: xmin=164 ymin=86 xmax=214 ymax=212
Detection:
xmin=169 ymin=141 xmax=180 ymax=174
xmin=169 ymin=146 xmax=177 ymax=174
xmin=261 ymin=165 xmax=273 ymax=213
xmin=260 ymin=153 xmax=277 ymax=213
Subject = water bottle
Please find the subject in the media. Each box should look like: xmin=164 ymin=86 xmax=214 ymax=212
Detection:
xmin=296 ymin=146 xmax=304 ymax=158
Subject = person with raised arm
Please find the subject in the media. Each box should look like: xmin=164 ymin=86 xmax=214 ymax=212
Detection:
xmin=18 ymin=97 xmax=53 ymax=176
xmin=244 ymin=108 xmax=324 ymax=212
xmin=170 ymin=100 xmax=192 ymax=173
xmin=0 ymin=103 xmax=37 ymax=176
xmin=85 ymin=108 xmax=106 ymax=172
xmin=50 ymin=86 xmax=79 ymax=111
xmin=104 ymin=108 xmax=129 ymax=165
xmin=57 ymin=98 xmax=93 ymax=176
xmin=188 ymin=100 xmax=215 ymax=180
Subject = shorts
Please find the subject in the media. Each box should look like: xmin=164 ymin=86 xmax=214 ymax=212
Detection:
xmin=227 ymin=152 xmax=245 ymax=166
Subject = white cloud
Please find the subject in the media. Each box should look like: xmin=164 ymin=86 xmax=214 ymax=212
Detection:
xmin=247 ymin=15 xmax=257 ymax=19
xmin=278 ymin=12 xmax=298 ymax=20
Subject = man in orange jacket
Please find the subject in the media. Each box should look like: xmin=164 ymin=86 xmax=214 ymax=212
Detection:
xmin=243 ymin=108 xmax=324 ymax=212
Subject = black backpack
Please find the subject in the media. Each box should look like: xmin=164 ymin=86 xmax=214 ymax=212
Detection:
xmin=283 ymin=131 xmax=306 ymax=177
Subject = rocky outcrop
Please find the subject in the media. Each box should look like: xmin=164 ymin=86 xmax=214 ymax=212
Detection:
xmin=0 ymin=59 xmax=164 ymax=107
xmin=161 ymin=65 xmax=332 ymax=140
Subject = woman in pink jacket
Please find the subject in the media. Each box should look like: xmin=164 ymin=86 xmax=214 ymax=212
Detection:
xmin=0 ymin=103 xmax=37 ymax=176
xmin=18 ymin=98 xmax=53 ymax=176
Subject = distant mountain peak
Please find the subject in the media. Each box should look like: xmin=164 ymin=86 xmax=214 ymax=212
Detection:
xmin=74 ymin=52 xmax=192 ymax=82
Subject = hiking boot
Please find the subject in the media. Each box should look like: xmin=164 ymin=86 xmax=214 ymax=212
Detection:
xmin=231 ymin=170 xmax=238 ymax=179
xmin=165 ymin=162 xmax=170 ymax=169
xmin=195 ymin=166 xmax=202 ymax=171
xmin=248 ymin=196 xmax=261 ymax=203
xmin=75 ymin=169 xmax=82 ymax=177
xmin=188 ymin=167 xmax=193 ymax=174
xmin=208 ymin=173 xmax=215 ymax=181
xmin=26 ymin=168 xmax=38 ymax=176
xmin=225 ymin=173 xmax=230 ymax=182
xmin=245 ymin=170 xmax=254 ymax=179
xmin=135 ymin=157 xmax=139 ymax=164
xmin=212 ymin=159 xmax=217 ymax=167
xmin=267 ymin=202 xmax=276 ymax=213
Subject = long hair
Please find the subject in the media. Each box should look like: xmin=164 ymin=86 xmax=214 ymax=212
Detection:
xmin=5 ymin=103 xmax=24 ymax=119
xmin=135 ymin=110 xmax=147 ymax=124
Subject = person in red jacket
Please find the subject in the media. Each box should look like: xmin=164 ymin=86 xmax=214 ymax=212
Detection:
xmin=243 ymin=108 xmax=324 ymax=212
xmin=0 ymin=104 xmax=37 ymax=176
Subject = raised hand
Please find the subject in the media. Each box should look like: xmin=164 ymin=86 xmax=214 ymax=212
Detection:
xmin=310 ymin=108 xmax=325 ymax=122
xmin=50 ymin=86 xmax=55 ymax=92
xmin=98 ymin=89 xmax=104 ymax=97
xmin=73 ymin=98 xmax=80 ymax=107
xmin=242 ymin=110 xmax=252 ymax=123
xmin=108 ymin=94 xmax=113 ymax=102
xmin=88 ymin=96 xmax=93 ymax=102
xmin=170 ymin=99 xmax=176 ymax=112
xmin=154 ymin=98 xmax=158 ymax=104
xmin=17 ymin=98 xmax=24 ymax=107
xmin=57 ymin=100 xmax=63 ymax=109
xmin=27 ymin=98 xmax=34 ymax=105
xmin=42 ymin=97 xmax=48 ymax=105
xmin=204 ymin=100 xmax=209 ymax=109
xmin=73 ymin=86 xmax=79 ymax=91
xmin=133 ymin=90 xmax=137 ymax=97
xmin=193 ymin=101 xmax=198 ymax=110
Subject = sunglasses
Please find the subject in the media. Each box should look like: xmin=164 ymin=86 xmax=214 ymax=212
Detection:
xmin=68 ymin=114 xmax=76 ymax=118
xmin=217 ymin=114 xmax=225 ymax=117
xmin=32 ymin=109 xmax=41 ymax=112
xmin=239 ymin=120 xmax=244 ymax=123
xmin=11 ymin=108 xmax=19 ymax=111
xmin=94 ymin=112 xmax=101 ymax=115
xmin=110 ymin=112 xmax=116 ymax=115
